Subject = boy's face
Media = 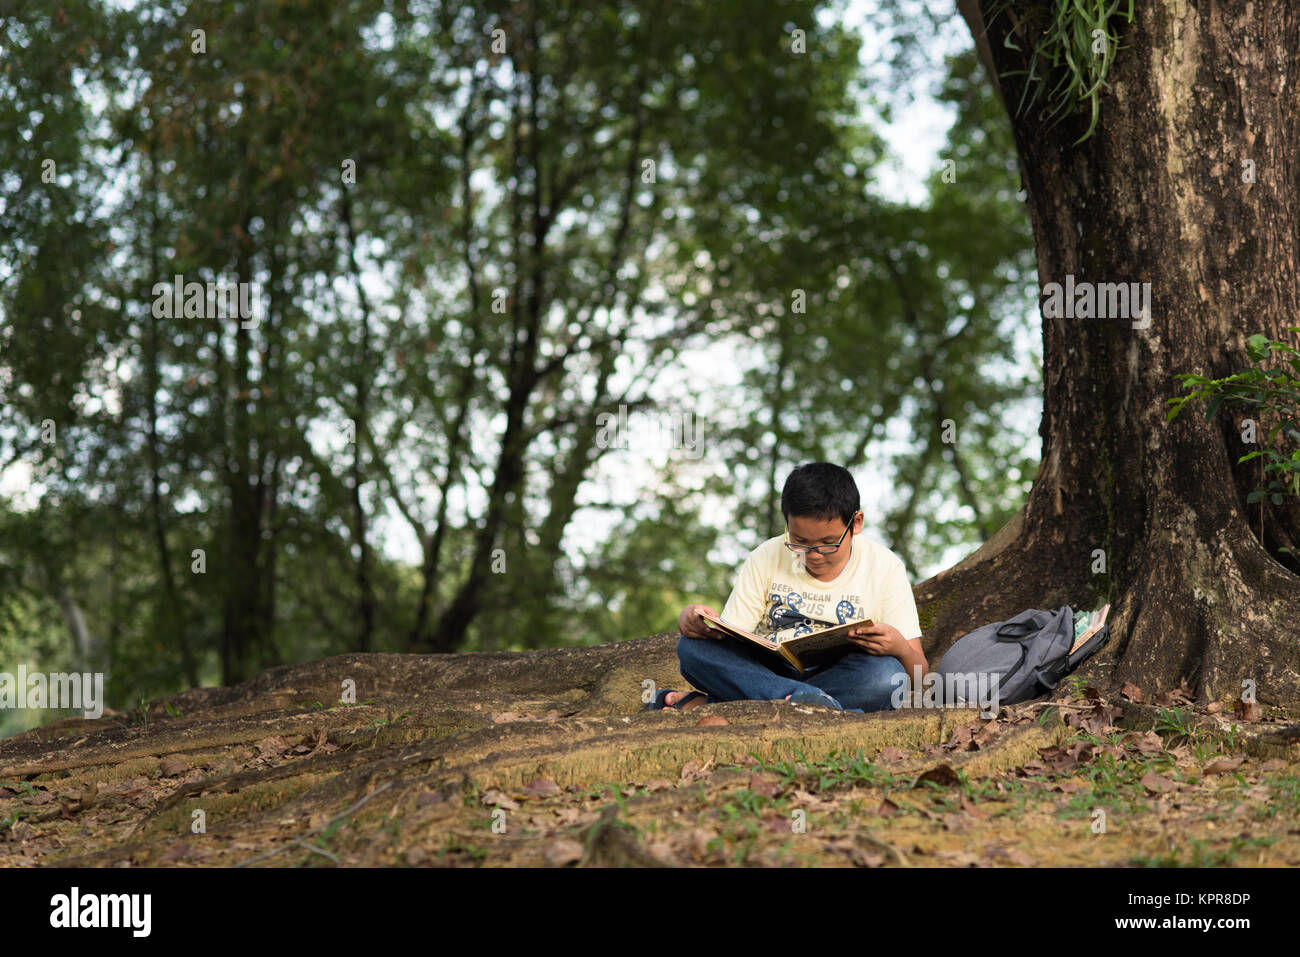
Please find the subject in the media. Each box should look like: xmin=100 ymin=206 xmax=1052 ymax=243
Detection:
xmin=786 ymin=510 xmax=863 ymax=580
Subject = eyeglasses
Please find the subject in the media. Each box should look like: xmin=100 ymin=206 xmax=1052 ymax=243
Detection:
xmin=784 ymin=517 xmax=854 ymax=555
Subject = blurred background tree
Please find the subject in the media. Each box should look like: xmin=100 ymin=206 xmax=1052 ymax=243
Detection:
xmin=0 ymin=0 xmax=1038 ymax=732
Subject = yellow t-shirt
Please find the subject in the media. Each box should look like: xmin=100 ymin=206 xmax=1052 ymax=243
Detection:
xmin=719 ymin=533 xmax=923 ymax=643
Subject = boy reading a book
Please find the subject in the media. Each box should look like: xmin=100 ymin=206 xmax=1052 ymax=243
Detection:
xmin=652 ymin=462 xmax=927 ymax=712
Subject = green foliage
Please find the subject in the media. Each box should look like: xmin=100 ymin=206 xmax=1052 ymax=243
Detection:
xmin=0 ymin=1 xmax=1040 ymax=709
xmin=1152 ymin=706 xmax=1195 ymax=746
xmin=987 ymin=0 xmax=1137 ymax=144
xmin=1129 ymin=834 xmax=1275 ymax=868
xmin=1168 ymin=328 xmax=1300 ymax=553
xmin=1062 ymin=675 xmax=1089 ymax=699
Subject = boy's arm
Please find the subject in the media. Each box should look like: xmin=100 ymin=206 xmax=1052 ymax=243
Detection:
xmin=718 ymin=550 xmax=770 ymax=634
xmin=880 ymin=558 xmax=928 ymax=679
xmin=846 ymin=558 xmax=928 ymax=681
xmin=895 ymin=637 xmax=928 ymax=682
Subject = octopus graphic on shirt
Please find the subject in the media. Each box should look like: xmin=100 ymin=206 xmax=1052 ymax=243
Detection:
xmin=721 ymin=533 xmax=923 ymax=646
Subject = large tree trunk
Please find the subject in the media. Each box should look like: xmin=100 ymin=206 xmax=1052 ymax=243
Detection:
xmin=919 ymin=1 xmax=1300 ymax=705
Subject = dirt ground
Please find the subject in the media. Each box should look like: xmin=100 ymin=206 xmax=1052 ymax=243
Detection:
xmin=2 ymin=635 xmax=1298 ymax=867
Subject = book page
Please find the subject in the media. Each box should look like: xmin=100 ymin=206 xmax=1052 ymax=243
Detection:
xmin=697 ymin=610 xmax=773 ymax=644
xmin=781 ymin=617 xmax=873 ymax=647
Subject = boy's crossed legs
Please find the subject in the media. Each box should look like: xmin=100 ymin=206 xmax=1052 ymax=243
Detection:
xmin=671 ymin=633 xmax=906 ymax=713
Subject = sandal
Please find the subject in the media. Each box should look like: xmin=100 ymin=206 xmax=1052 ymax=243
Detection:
xmin=642 ymin=689 xmax=708 ymax=711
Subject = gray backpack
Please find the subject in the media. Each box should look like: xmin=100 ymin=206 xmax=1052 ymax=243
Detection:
xmin=934 ymin=605 xmax=1110 ymax=707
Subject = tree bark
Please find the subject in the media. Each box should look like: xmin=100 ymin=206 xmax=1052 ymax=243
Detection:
xmin=340 ymin=192 xmax=375 ymax=653
xmin=919 ymin=1 xmax=1300 ymax=705
xmin=144 ymin=134 xmax=198 ymax=687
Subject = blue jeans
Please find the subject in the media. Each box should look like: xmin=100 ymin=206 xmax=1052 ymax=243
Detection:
xmin=675 ymin=633 xmax=906 ymax=713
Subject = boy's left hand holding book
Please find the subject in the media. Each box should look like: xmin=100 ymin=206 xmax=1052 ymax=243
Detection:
xmin=679 ymin=603 xmax=722 ymax=639
xmin=842 ymin=621 xmax=908 ymax=657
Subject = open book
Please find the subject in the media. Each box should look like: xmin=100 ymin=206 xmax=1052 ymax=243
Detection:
xmin=698 ymin=610 xmax=874 ymax=675
xmin=1069 ymin=604 xmax=1111 ymax=655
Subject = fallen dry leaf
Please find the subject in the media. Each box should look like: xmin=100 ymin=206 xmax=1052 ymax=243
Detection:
xmin=254 ymin=735 xmax=290 ymax=756
xmin=914 ymin=764 xmax=960 ymax=788
xmin=877 ymin=798 xmax=900 ymax=818
xmin=520 ymin=777 xmax=561 ymax=799
xmin=1202 ymin=757 xmax=1245 ymax=775
xmin=1234 ymin=699 xmax=1263 ymax=722
xmin=10 ymin=821 xmax=35 ymax=842
xmin=1140 ymin=772 xmax=1174 ymax=793
xmin=158 ymin=843 xmax=189 ymax=863
xmin=679 ymin=760 xmax=713 ymax=784
xmin=303 ymin=727 xmax=336 ymax=758
xmin=748 ymin=773 xmax=783 ymax=798
xmin=405 ymin=846 xmax=430 ymax=866
xmin=481 ymin=789 xmax=520 ymax=810
xmin=973 ymin=721 xmax=1003 ymax=748
xmin=158 ymin=757 xmax=190 ymax=777
xmin=993 ymin=846 xmax=1036 ymax=866
xmin=944 ymin=724 xmax=975 ymax=751
xmin=1129 ymin=731 xmax=1165 ymax=754
xmin=542 ymin=838 xmax=584 ymax=867
xmin=645 ymin=839 xmax=677 ymax=863
xmin=788 ymin=788 xmax=838 ymax=811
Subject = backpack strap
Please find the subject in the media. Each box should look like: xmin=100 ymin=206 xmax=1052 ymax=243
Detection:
xmin=995 ymin=621 xmax=1036 ymax=641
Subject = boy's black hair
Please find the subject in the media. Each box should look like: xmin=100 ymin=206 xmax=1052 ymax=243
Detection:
xmin=780 ymin=462 xmax=860 ymax=527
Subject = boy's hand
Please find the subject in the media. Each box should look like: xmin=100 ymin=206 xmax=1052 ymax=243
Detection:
xmin=679 ymin=604 xmax=721 ymax=639
xmin=845 ymin=622 xmax=907 ymax=657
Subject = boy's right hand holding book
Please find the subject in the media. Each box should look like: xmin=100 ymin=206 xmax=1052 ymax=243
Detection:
xmin=679 ymin=604 xmax=722 ymax=639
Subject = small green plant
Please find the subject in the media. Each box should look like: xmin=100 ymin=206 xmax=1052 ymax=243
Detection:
xmin=606 ymin=783 xmax=629 ymax=816
xmin=1131 ymin=834 xmax=1276 ymax=868
xmin=440 ymin=835 xmax=488 ymax=863
xmin=1169 ymin=329 xmax=1300 ymax=555
xmin=131 ymin=696 xmax=181 ymax=724
xmin=1221 ymin=723 xmax=1242 ymax=752
xmin=0 ymin=807 xmax=33 ymax=833
xmin=369 ymin=710 xmax=411 ymax=729
xmin=985 ymin=0 xmax=1137 ymax=144
xmin=1153 ymin=706 xmax=1196 ymax=747
xmin=1062 ymin=675 xmax=1089 ymax=699
xmin=753 ymin=747 xmax=898 ymax=793
xmin=461 ymin=781 xmax=485 ymax=808
xmin=1266 ymin=775 xmax=1300 ymax=815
